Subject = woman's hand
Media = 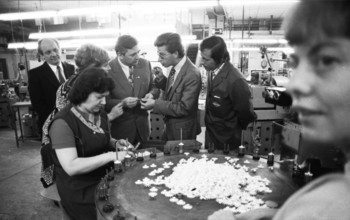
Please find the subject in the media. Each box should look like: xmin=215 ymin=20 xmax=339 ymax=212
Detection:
xmin=116 ymin=139 xmax=133 ymax=151
xmin=108 ymin=102 xmax=124 ymax=121
xmin=110 ymin=151 xmax=135 ymax=161
xmin=208 ymin=210 xmax=235 ymax=220
xmin=116 ymin=151 xmax=128 ymax=161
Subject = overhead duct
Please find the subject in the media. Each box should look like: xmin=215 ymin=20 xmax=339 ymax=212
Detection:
xmin=206 ymin=4 xmax=226 ymax=35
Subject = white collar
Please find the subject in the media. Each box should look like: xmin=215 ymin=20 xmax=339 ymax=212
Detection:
xmin=117 ymin=56 xmax=129 ymax=69
xmin=117 ymin=57 xmax=132 ymax=77
xmin=168 ymin=56 xmax=186 ymax=77
xmin=47 ymin=62 xmax=63 ymax=72
xmin=212 ymin=62 xmax=225 ymax=77
xmin=173 ymin=56 xmax=186 ymax=73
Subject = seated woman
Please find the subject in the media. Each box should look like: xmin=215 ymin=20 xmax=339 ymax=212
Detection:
xmin=49 ymin=67 xmax=128 ymax=220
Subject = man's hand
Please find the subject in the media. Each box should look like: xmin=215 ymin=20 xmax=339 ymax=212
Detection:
xmin=144 ymin=93 xmax=154 ymax=99
xmin=123 ymin=97 xmax=138 ymax=108
xmin=153 ymin=66 xmax=165 ymax=82
xmin=140 ymin=98 xmax=155 ymax=110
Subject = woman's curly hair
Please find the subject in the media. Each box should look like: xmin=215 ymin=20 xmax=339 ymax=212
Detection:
xmin=74 ymin=44 xmax=110 ymax=74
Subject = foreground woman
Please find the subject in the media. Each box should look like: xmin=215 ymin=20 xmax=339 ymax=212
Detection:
xmin=49 ymin=68 xmax=128 ymax=220
xmin=209 ymin=0 xmax=350 ymax=219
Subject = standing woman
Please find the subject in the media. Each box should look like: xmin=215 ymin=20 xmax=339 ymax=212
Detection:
xmin=49 ymin=68 xmax=128 ymax=220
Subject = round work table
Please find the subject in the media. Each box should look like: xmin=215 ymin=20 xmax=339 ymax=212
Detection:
xmin=96 ymin=147 xmax=298 ymax=220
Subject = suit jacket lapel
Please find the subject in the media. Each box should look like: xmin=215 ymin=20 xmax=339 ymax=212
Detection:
xmin=212 ymin=62 xmax=229 ymax=88
xmin=109 ymin=59 xmax=133 ymax=94
xmin=43 ymin=62 xmax=60 ymax=87
xmin=167 ymin=58 xmax=189 ymax=100
xmin=62 ymin=62 xmax=73 ymax=78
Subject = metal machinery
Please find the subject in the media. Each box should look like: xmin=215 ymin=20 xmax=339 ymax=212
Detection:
xmin=240 ymin=47 xmax=293 ymax=156
xmin=242 ymin=85 xmax=290 ymax=155
xmin=247 ymin=85 xmax=344 ymax=179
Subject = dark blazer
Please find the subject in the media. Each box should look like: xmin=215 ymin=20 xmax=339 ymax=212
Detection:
xmin=205 ymin=62 xmax=256 ymax=150
xmin=153 ymin=57 xmax=201 ymax=141
xmin=28 ymin=61 xmax=74 ymax=132
xmin=106 ymin=58 xmax=159 ymax=145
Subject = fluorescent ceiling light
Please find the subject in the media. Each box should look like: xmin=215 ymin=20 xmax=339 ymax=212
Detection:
xmin=0 ymin=10 xmax=57 ymax=21
xmin=29 ymin=29 xmax=119 ymax=39
xmin=1 ymin=1 xmax=218 ymax=21
xmin=58 ymin=5 xmax=128 ymax=17
xmin=220 ymin=0 xmax=299 ymax=6
xmin=8 ymin=42 xmax=38 ymax=49
xmin=0 ymin=0 xmax=299 ymax=21
xmin=58 ymin=1 xmax=216 ymax=17
xmin=9 ymin=34 xmax=197 ymax=49
xmin=8 ymin=39 xmax=117 ymax=50
xmin=130 ymin=1 xmax=217 ymax=11
xmin=29 ymin=25 xmax=177 ymax=39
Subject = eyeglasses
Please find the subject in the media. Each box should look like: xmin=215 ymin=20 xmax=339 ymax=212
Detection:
xmin=158 ymin=52 xmax=171 ymax=60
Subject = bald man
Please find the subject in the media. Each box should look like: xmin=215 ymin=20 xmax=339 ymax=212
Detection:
xmin=28 ymin=38 xmax=74 ymax=136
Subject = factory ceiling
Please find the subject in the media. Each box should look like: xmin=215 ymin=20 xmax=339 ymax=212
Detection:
xmin=0 ymin=0 xmax=297 ymax=48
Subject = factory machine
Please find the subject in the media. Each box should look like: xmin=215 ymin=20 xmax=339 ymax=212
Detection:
xmin=241 ymin=84 xmax=291 ymax=156
xmin=241 ymin=47 xmax=344 ymax=180
xmin=243 ymin=83 xmax=343 ymax=184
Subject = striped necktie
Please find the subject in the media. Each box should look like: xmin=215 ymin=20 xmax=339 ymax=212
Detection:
xmin=57 ymin=66 xmax=65 ymax=84
xmin=168 ymin=67 xmax=176 ymax=91
xmin=128 ymin=66 xmax=134 ymax=87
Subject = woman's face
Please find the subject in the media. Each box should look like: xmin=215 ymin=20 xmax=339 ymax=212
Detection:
xmin=287 ymin=37 xmax=350 ymax=148
xmin=80 ymin=91 xmax=109 ymax=114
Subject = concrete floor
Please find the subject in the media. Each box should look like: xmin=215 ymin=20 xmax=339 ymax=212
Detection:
xmin=0 ymin=126 xmax=61 ymax=220
xmin=0 ymin=108 xmax=206 ymax=220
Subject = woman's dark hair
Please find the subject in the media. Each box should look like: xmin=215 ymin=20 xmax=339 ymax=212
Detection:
xmin=68 ymin=67 xmax=115 ymax=105
xmin=115 ymin=35 xmax=138 ymax=55
xmin=283 ymin=0 xmax=350 ymax=46
xmin=200 ymin=35 xmax=230 ymax=64
xmin=154 ymin=32 xmax=185 ymax=58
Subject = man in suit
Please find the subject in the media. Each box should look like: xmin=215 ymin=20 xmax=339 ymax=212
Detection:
xmin=141 ymin=32 xmax=202 ymax=141
xmin=28 ymin=38 xmax=74 ymax=136
xmin=200 ymin=36 xmax=256 ymax=150
xmin=106 ymin=35 xmax=159 ymax=145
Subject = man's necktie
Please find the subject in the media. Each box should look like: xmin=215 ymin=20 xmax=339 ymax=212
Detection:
xmin=207 ymin=70 xmax=213 ymax=92
xmin=128 ymin=66 xmax=134 ymax=87
xmin=57 ymin=66 xmax=65 ymax=84
xmin=168 ymin=67 xmax=176 ymax=91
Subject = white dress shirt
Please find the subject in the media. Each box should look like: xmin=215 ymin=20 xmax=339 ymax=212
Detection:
xmin=168 ymin=56 xmax=186 ymax=86
xmin=47 ymin=62 xmax=66 ymax=82
xmin=118 ymin=57 xmax=132 ymax=79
